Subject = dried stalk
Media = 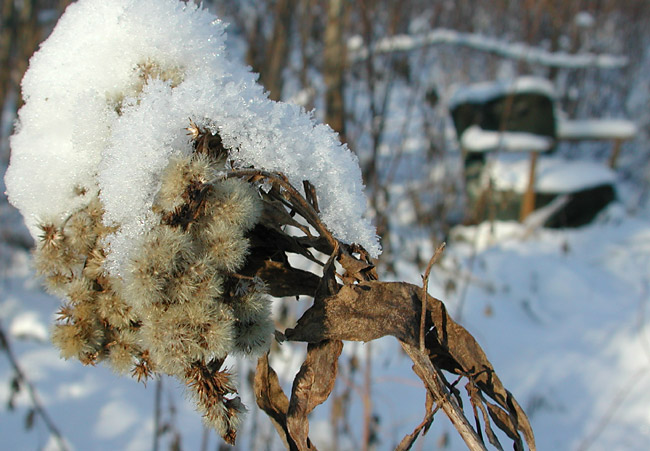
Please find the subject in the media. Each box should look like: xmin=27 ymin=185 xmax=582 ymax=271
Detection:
xmin=420 ymin=242 xmax=446 ymax=351
xmin=153 ymin=377 xmax=163 ymax=451
xmin=238 ymin=169 xmax=534 ymax=450
xmin=402 ymin=343 xmax=487 ymax=451
xmin=0 ymin=321 xmax=69 ymax=451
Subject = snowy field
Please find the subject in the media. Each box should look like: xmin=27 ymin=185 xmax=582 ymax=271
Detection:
xmin=3 ymin=178 xmax=650 ymax=450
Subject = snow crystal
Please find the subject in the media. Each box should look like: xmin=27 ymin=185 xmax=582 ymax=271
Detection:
xmin=4 ymin=0 xmax=380 ymax=277
xmin=460 ymin=125 xmax=554 ymax=153
xmin=485 ymin=154 xmax=616 ymax=194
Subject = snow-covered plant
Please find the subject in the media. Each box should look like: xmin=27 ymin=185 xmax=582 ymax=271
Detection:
xmin=29 ymin=120 xmax=276 ymax=441
xmin=4 ymin=0 xmax=536 ymax=449
xmin=4 ymin=0 xmax=378 ymax=443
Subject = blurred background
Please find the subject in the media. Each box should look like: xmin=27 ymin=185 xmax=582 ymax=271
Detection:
xmin=2 ymin=0 xmax=650 ymax=450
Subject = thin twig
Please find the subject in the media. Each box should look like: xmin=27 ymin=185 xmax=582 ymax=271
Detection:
xmin=0 ymin=321 xmax=69 ymax=451
xmin=361 ymin=342 xmax=373 ymax=451
xmin=401 ymin=343 xmax=487 ymax=451
xmin=455 ymin=227 xmax=481 ymax=322
xmin=226 ymin=169 xmax=339 ymax=251
xmin=152 ymin=376 xmax=162 ymax=451
xmin=420 ymin=242 xmax=446 ymax=351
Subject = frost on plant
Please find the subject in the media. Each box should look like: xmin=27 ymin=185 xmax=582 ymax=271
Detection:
xmin=3 ymin=0 xmax=380 ymax=444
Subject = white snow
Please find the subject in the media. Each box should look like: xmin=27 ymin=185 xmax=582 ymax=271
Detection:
xmin=575 ymin=11 xmax=596 ymax=28
xmin=557 ymin=118 xmax=638 ymax=140
xmin=485 ymin=154 xmax=616 ymax=193
xmin=348 ymin=29 xmax=628 ymax=69
xmin=4 ymin=0 xmax=380 ymax=278
xmin=9 ymin=311 xmax=48 ymax=342
xmin=460 ymin=125 xmax=554 ymax=153
xmin=449 ymin=76 xmax=556 ymax=109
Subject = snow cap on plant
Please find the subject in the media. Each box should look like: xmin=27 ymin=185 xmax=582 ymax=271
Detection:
xmin=4 ymin=0 xmax=380 ymax=279
xmin=4 ymin=0 xmax=382 ymax=444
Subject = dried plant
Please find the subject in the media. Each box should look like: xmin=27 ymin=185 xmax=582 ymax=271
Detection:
xmin=35 ymin=123 xmax=272 ymax=443
xmin=230 ymin=159 xmax=536 ymax=450
xmin=31 ymin=117 xmax=536 ymax=449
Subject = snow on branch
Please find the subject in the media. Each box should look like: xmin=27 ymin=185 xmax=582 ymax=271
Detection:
xmin=557 ymin=118 xmax=638 ymax=140
xmin=348 ymin=28 xmax=628 ymax=69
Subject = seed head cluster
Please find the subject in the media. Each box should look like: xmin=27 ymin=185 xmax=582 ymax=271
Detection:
xmin=34 ymin=123 xmax=273 ymax=443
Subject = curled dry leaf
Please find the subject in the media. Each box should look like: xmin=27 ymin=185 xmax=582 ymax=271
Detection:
xmin=283 ymin=280 xmax=535 ymax=450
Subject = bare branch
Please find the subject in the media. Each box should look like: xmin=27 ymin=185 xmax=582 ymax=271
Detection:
xmin=0 ymin=321 xmax=69 ymax=451
xmin=348 ymin=28 xmax=628 ymax=69
xmin=402 ymin=342 xmax=487 ymax=451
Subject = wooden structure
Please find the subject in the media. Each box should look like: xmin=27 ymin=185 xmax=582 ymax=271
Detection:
xmin=449 ymin=77 xmax=636 ymax=226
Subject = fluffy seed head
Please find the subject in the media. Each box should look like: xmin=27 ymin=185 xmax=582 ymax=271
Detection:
xmin=42 ymin=272 xmax=73 ymax=297
xmin=230 ymin=281 xmax=269 ymax=323
xmin=124 ymin=225 xmax=194 ymax=308
xmin=155 ymin=155 xmax=194 ymax=213
xmin=51 ymin=322 xmax=104 ymax=362
xmin=184 ymin=362 xmax=243 ymax=444
xmin=66 ymin=277 xmax=95 ymax=305
xmin=232 ymin=316 xmax=274 ymax=357
xmin=198 ymin=222 xmax=249 ymax=273
xmin=107 ymin=329 xmax=139 ymax=374
xmin=65 ymin=209 xmax=97 ymax=254
xmin=82 ymin=247 xmax=107 ymax=281
xmin=37 ymin=222 xmax=64 ymax=252
xmin=207 ymin=178 xmax=262 ymax=232
xmin=203 ymin=396 xmax=245 ymax=444
xmin=140 ymin=303 xmax=233 ymax=375
xmin=33 ymin=236 xmax=80 ymax=276
xmin=165 ymin=256 xmax=224 ymax=305
xmin=155 ymin=154 xmax=219 ymax=214
xmin=96 ymin=290 xmax=137 ymax=328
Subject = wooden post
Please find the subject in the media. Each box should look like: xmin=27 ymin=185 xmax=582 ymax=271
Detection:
xmin=608 ymin=138 xmax=623 ymax=169
xmin=324 ymin=0 xmax=346 ymax=142
xmin=260 ymin=0 xmax=297 ymax=101
xmin=519 ymin=152 xmax=538 ymax=222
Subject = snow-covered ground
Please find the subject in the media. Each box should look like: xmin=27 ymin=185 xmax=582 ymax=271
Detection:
xmin=436 ymin=206 xmax=650 ymax=450
xmin=3 ymin=169 xmax=650 ymax=450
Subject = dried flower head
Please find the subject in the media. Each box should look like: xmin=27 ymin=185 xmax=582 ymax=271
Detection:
xmin=31 ymin=123 xmax=267 ymax=445
xmin=207 ymin=178 xmax=263 ymax=232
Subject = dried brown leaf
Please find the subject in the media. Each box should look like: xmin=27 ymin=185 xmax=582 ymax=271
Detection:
xmin=254 ymin=354 xmax=298 ymax=451
xmin=285 ymin=281 xmax=535 ymax=450
xmin=286 ymin=340 xmax=343 ymax=450
xmin=467 ymin=382 xmax=504 ymax=450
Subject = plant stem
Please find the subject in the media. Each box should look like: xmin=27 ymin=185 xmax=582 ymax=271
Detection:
xmin=0 ymin=321 xmax=69 ymax=451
